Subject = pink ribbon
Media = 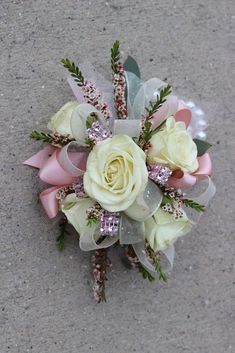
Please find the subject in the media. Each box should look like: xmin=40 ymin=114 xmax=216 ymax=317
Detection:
xmin=24 ymin=145 xmax=87 ymax=218
xmin=174 ymin=101 xmax=192 ymax=127
xmin=168 ymin=153 xmax=212 ymax=189
xmin=152 ymin=99 xmax=192 ymax=129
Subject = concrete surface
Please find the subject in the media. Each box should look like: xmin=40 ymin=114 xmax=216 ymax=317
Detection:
xmin=0 ymin=1 xmax=234 ymax=352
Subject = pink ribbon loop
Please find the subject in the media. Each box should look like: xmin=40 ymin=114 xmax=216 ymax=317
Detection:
xmin=57 ymin=141 xmax=87 ymax=177
xmin=38 ymin=150 xmax=78 ymax=186
xmin=174 ymin=101 xmax=192 ymax=128
xmin=24 ymin=143 xmax=88 ymax=218
xmin=40 ymin=186 xmax=62 ymax=219
xmin=168 ymin=153 xmax=212 ymax=189
xmin=152 ymin=99 xmax=192 ymax=130
xmin=23 ymin=145 xmax=56 ymax=169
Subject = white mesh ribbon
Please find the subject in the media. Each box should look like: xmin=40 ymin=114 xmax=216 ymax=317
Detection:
xmin=79 ymin=224 xmax=119 ymax=251
xmin=124 ymin=179 xmax=162 ymax=222
xmin=133 ymin=242 xmax=175 ymax=275
xmin=58 ymin=141 xmax=87 ymax=176
xmin=189 ymin=176 xmax=216 ymax=224
xmin=125 ymin=71 xmax=178 ymax=121
xmin=119 ymin=214 xmax=145 ymax=245
xmin=70 ymin=103 xmax=108 ymax=145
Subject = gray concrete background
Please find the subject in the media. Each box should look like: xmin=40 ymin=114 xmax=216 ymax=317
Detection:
xmin=0 ymin=1 xmax=234 ymax=352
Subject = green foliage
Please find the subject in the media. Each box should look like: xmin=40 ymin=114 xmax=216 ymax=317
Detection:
xmin=111 ymin=40 xmax=120 ymax=73
xmin=155 ymin=259 xmax=168 ymax=282
xmin=151 ymin=117 xmax=168 ymax=134
xmin=61 ymin=58 xmax=84 ymax=86
xmin=142 ymin=117 xmax=169 ymax=146
xmin=123 ymin=55 xmax=141 ymax=78
xmin=56 ymin=221 xmax=69 ymax=251
xmin=161 ymin=194 xmax=174 ymax=206
xmin=142 ymin=120 xmax=153 ymax=145
xmin=139 ymin=264 xmax=156 ymax=282
xmin=84 ymin=137 xmax=95 ymax=150
xmin=193 ymin=138 xmax=212 ymax=157
xmin=30 ymin=130 xmax=52 ymax=143
xmin=140 ymin=84 xmax=172 ymax=147
xmin=183 ymin=199 xmax=205 ymax=212
xmin=86 ymin=114 xmax=97 ymax=129
xmin=144 ymin=245 xmax=168 ymax=282
xmin=86 ymin=216 xmax=98 ymax=227
xmin=145 ymin=84 xmax=172 ymax=118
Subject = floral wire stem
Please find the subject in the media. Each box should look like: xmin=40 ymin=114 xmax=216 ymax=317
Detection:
xmin=91 ymin=249 xmax=111 ymax=303
xmin=61 ymin=58 xmax=112 ymax=121
xmin=111 ymin=41 xmax=127 ymax=119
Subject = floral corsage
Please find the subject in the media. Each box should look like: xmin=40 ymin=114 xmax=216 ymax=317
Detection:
xmin=24 ymin=41 xmax=216 ymax=302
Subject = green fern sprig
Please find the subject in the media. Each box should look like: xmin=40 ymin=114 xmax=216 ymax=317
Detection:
xmin=61 ymin=58 xmax=85 ymax=86
xmin=111 ymin=40 xmax=120 ymax=73
xmin=183 ymin=199 xmax=205 ymax=212
xmin=30 ymin=130 xmax=52 ymax=143
xmin=56 ymin=220 xmax=70 ymax=251
xmin=155 ymin=258 xmax=168 ymax=282
xmin=139 ymin=264 xmax=156 ymax=282
xmin=145 ymin=84 xmax=172 ymax=119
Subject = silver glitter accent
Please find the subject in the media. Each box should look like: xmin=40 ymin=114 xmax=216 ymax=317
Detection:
xmin=100 ymin=211 xmax=120 ymax=237
xmin=148 ymin=164 xmax=172 ymax=186
xmin=73 ymin=179 xmax=86 ymax=198
xmin=87 ymin=121 xmax=112 ymax=143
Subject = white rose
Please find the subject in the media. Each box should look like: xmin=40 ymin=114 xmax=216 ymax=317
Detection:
xmin=145 ymin=208 xmax=192 ymax=251
xmin=84 ymin=134 xmax=148 ymax=212
xmin=148 ymin=116 xmax=198 ymax=173
xmin=47 ymin=101 xmax=79 ymax=136
xmin=60 ymin=194 xmax=96 ymax=234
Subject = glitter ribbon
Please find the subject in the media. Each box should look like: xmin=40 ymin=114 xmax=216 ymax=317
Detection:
xmin=100 ymin=211 xmax=120 ymax=237
xmin=87 ymin=121 xmax=112 ymax=143
xmin=148 ymin=164 xmax=172 ymax=186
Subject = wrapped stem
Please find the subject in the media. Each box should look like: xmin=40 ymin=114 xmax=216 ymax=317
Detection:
xmin=91 ymin=249 xmax=111 ymax=303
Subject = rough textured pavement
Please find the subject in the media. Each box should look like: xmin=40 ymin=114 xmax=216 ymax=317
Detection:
xmin=0 ymin=1 xmax=234 ymax=352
